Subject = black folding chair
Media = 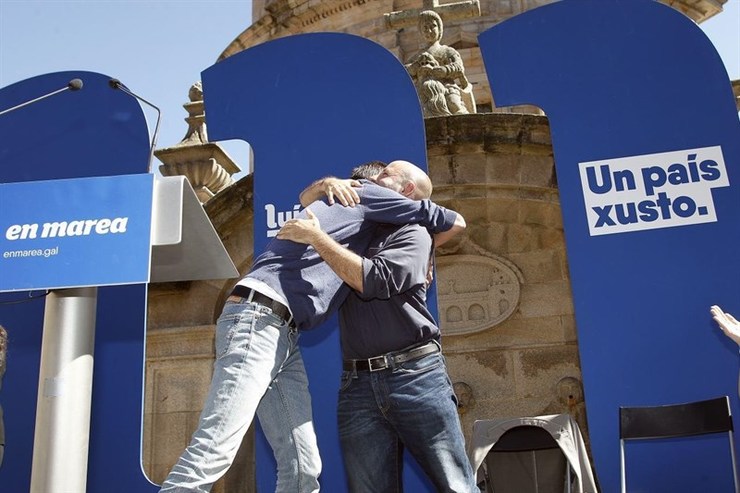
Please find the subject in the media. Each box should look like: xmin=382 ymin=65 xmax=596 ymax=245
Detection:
xmin=619 ymin=396 xmax=740 ymax=493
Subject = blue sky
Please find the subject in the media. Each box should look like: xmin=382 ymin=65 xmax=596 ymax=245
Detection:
xmin=0 ymin=0 xmax=255 ymax=169
xmin=0 ymin=0 xmax=738 ymax=173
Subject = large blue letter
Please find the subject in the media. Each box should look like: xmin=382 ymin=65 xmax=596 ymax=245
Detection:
xmin=479 ymin=1 xmax=740 ymax=491
xmin=202 ymin=33 xmax=434 ymax=491
xmin=0 ymin=71 xmax=157 ymax=492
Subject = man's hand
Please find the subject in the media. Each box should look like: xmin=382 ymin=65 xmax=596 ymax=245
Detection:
xmin=299 ymin=176 xmax=362 ymax=207
xmin=711 ymin=305 xmax=740 ymax=346
xmin=322 ymin=178 xmax=362 ymax=207
xmin=279 ymin=208 xmax=365 ymax=291
xmin=277 ymin=208 xmax=323 ymax=245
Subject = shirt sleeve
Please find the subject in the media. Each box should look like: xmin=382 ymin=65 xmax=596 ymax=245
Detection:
xmin=359 ymin=226 xmax=432 ymax=301
xmin=358 ymin=181 xmax=457 ymax=233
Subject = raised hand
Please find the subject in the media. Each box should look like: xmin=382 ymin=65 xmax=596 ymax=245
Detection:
xmin=322 ymin=177 xmax=362 ymax=207
xmin=711 ymin=305 xmax=740 ymax=346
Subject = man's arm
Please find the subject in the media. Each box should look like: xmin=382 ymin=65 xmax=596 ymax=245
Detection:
xmin=359 ymin=182 xmax=464 ymax=237
xmin=433 ymin=212 xmax=466 ymax=247
xmin=299 ymin=176 xmax=362 ymax=207
xmin=359 ymin=226 xmax=431 ymax=301
xmin=276 ymin=208 xmax=364 ymax=291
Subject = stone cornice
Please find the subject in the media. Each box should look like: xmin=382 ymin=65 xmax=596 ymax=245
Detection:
xmin=425 ymin=113 xmax=553 ymax=155
xmin=659 ymin=0 xmax=727 ymax=23
xmin=219 ymin=0 xmax=372 ymax=61
xmin=219 ymin=12 xmax=276 ymax=61
xmin=290 ymin=0 xmax=371 ymax=29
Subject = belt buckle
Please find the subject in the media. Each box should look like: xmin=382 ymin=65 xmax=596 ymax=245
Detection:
xmin=368 ymin=355 xmax=389 ymax=372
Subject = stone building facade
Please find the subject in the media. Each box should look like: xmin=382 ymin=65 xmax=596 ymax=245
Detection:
xmin=143 ymin=1 xmax=734 ymax=491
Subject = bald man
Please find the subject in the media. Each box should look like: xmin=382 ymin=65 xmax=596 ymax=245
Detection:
xmin=282 ymin=160 xmax=476 ymax=492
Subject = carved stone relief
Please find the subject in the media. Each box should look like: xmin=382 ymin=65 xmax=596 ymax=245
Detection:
xmin=436 ymin=240 xmax=523 ymax=335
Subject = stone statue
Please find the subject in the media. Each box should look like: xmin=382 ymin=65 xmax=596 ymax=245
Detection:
xmin=405 ymin=10 xmax=476 ymax=117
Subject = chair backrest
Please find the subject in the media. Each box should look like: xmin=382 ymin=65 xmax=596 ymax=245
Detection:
xmin=619 ymin=396 xmax=739 ymax=493
xmin=486 ymin=425 xmax=569 ymax=493
xmin=470 ymin=415 xmax=598 ymax=493
xmin=492 ymin=425 xmax=560 ymax=452
xmin=620 ymin=396 xmax=734 ymax=440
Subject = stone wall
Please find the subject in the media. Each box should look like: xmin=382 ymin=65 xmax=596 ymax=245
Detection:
xmin=423 ymin=113 xmax=589 ymax=445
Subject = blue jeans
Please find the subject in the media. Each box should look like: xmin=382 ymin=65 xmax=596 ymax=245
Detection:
xmin=160 ymin=300 xmax=321 ymax=493
xmin=337 ymin=350 xmax=478 ymax=493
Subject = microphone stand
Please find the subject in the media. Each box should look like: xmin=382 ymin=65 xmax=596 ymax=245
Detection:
xmin=0 ymin=79 xmax=83 ymax=116
xmin=108 ymin=79 xmax=161 ymax=173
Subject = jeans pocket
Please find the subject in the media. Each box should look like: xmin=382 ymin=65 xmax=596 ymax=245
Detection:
xmin=215 ymin=303 xmax=255 ymax=359
xmin=395 ymin=352 xmax=442 ymax=375
xmin=339 ymin=370 xmax=355 ymax=392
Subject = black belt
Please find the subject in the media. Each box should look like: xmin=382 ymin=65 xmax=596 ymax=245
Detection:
xmin=343 ymin=341 xmax=440 ymax=372
xmin=230 ymin=285 xmax=295 ymax=329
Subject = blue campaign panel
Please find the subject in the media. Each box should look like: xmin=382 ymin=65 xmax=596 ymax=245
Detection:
xmin=0 ymin=71 xmax=158 ymax=491
xmin=202 ymin=33 xmax=433 ymax=491
xmin=0 ymin=174 xmax=153 ymax=292
xmin=479 ymin=0 xmax=740 ymax=491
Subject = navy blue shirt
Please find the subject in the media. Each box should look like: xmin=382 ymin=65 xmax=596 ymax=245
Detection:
xmin=241 ymin=181 xmax=457 ymax=330
xmin=339 ymin=223 xmax=440 ymax=359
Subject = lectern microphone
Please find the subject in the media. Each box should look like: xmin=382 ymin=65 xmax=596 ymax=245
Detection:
xmin=108 ymin=78 xmax=161 ymax=173
xmin=68 ymin=79 xmax=83 ymax=91
xmin=0 ymin=79 xmax=83 ymax=116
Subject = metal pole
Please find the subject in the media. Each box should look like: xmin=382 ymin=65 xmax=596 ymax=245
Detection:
xmin=30 ymin=287 xmax=97 ymax=493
